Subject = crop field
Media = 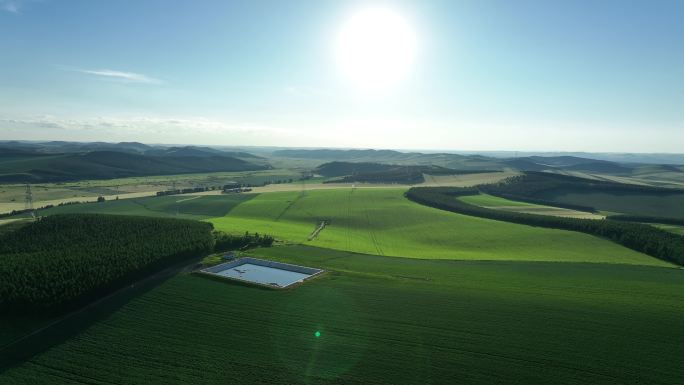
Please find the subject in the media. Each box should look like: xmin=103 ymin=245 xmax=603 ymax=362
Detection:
xmin=23 ymin=194 xmax=256 ymax=220
xmin=457 ymin=193 xmax=604 ymax=219
xmin=2 ymin=245 xmax=684 ymax=385
xmin=420 ymin=171 xmax=518 ymax=186
xmin=555 ymin=170 xmax=684 ymax=188
xmin=209 ymin=189 xmax=666 ymax=266
xmin=0 ymin=169 xmax=301 ymax=214
xmin=543 ymin=191 xmax=684 ymax=219
xmin=654 ymin=224 xmax=684 ymax=235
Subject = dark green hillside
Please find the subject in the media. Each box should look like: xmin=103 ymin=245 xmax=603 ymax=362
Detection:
xmin=0 ymin=150 xmax=269 ymax=182
xmin=406 ymin=186 xmax=684 ymax=266
xmin=316 ymin=161 xmax=489 ymax=184
xmin=0 ymin=214 xmax=214 ymax=312
xmin=315 ymin=161 xmax=397 ymax=176
xmin=29 ymin=194 xmax=255 ymax=219
xmin=503 ymin=156 xmax=634 ymax=174
xmin=482 ymin=172 xmax=684 ymax=218
xmin=273 ymin=149 xmax=504 ymax=170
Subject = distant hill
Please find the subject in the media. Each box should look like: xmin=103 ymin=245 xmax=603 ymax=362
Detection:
xmin=0 ymin=141 xmax=266 ymax=160
xmin=315 ymin=161 xmax=491 ymax=184
xmin=274 ymin=149 xmax=503 ymax=171
xmin=315 ymin=161 xmax=397 ymax=177
xmin=0 ymin=150 xmax=270 ymax=183
xmin=465 ymin=151 xmax=684 ymax=165
xmin=145 ymin=146 xmax=266 ymax=161
xmin=2 ymin=142 xmax=683 ymax=183
xmin=503 ymin=156 xmax=634 ymax=174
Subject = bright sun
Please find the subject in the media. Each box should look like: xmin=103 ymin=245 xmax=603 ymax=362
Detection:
xmin=335 ymin=7 xmax=417 ymax=94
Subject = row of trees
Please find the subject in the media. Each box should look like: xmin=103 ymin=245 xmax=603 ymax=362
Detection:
xmin=482 ymin=172 xmax=684 ymax=199
xmin=0 ymin=201 xmax=81 ymax=219
xmin=0 ymin=214 xmax=215 ymax=313
xmin=213 ymin=231 xmax=274 ymax=252
xmin=405 ymin=187 xmax=684 ymax=266
xmin=607 ymin=215 xmax=684 ymax=226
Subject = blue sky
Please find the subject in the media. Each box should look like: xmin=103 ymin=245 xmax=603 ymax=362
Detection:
xmin=1 ymin=0 xmax=682 ymax=151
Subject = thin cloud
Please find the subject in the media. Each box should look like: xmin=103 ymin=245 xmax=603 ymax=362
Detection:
xmin=79 ymin=69 xmax=163 ymax=84
xmin=0 ymin=0 xmax=21 ymax=13
xmin=0 ymin=116 xmax=292 ymax=137
xmin=0 ymin=0 xmax=41 ymax=13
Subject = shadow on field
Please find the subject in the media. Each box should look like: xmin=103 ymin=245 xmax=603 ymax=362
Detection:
xmin=0 ymin=258 xmax=200 ymax=373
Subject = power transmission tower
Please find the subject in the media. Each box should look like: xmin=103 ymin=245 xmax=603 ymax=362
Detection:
xmin=24 ymin=183 xmax=35 ymax=218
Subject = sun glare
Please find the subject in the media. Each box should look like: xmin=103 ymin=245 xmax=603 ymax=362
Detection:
xmin=335 ymin=7 xmax=417 ymax=94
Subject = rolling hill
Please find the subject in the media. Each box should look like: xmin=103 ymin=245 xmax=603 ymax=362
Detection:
xmin=0 ymin=150 xmax=270 ymax=183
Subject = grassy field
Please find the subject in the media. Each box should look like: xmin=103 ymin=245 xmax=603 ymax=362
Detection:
xmin=654 ymin=224 xmax=684 ymax=235
xmin=542 ymin=191 xmax=684 ymax=219
xmin=209 ymin=189 xmax=666 ymax=266
xmin=20 ymin=194 xmax=256 ymax=220
xmin=0 ymin=170 xmax=509 ymax=214
xmin=555 ymin=170 xmax=684 ymax=188
xmin=421 ymin=171 xmax=518 ymax=186
xmin=458 ymin=193 xmax=604 ymax=219
xmin=0 ymin=169 xmax=302 ymax=214
xmin=2 ymin=245 xmax=684 ymax=384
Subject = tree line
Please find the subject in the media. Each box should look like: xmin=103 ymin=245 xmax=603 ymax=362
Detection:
xmin=607 ymin=215 xmax=684 ymax=226
xmin=406 ymin=187 xmax=684 ymax=266
xmin=482 ymin=172 xmax=684 ymax=199
xmin=213 ymin=231 xmax=274 ymax=252
xmin=0 ymin=214 xmax=215 ymax=313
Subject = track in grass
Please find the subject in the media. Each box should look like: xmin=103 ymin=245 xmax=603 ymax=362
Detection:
xmin=3 ymin=245 xmax=684 ymax=385
xmin=209 ymin=189 xmax=668 ymax=266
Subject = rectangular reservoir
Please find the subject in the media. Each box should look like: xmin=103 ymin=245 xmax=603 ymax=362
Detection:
xmin=200 ymin=257 xmax=324 ymax=288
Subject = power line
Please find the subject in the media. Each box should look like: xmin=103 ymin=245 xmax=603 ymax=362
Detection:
xmin=24 ymin=183 xmax=35 ymax=218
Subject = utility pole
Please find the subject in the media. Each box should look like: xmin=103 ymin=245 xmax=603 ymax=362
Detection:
xmin=25 ymin=183 xmax=35 ymax=218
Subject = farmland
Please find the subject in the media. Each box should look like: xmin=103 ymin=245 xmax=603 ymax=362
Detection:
xmin=457 ymin=193 xmax=604 ymax=219
xmin=210 ymin=188 xmax=666 ymax=266
xmin=2 ymin=168 xmax=684 ymax=384
xmin=544 ymin=191 xmax=684 ymax=219
xmin=479 ymin=172 xmax=684 ymax=219
xmin=2 ymin=245 xmax=684 ymax=384
xmin=0 ymin=169 xmax=302 ymax=214
xmin=28 ymin=194 xmax=255 ymax=220
xmin=654 ymin=224 xmax=684 ymax=235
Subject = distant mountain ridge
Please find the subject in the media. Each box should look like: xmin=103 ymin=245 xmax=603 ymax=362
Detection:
xmin=0 ymin=147 xmax=270 ymax=183
xmin=1 ymin=142 xmax=683 ymax=184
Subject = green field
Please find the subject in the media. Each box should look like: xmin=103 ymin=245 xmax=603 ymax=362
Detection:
xmin=3 ymin=245 xmax=684 ymax=384
xmin=458 ymin=193 xmax=534 ymax=207
xmin=0 ymin=169 xmax=302 ymax=214
xmin=209 ymin=189 xmax=666 ymax=266
xmin=544 ymin=191 xmax=684 ymax=219
xmin=2 ymin=186 xmax=681 ymax=384
xmin=654 ymin=224 xmax=684 ymax=235
xmin=457 ymin=193 xmax=604 ymax=219
xmin=24 ymin=194 xmax=255 ymax=220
